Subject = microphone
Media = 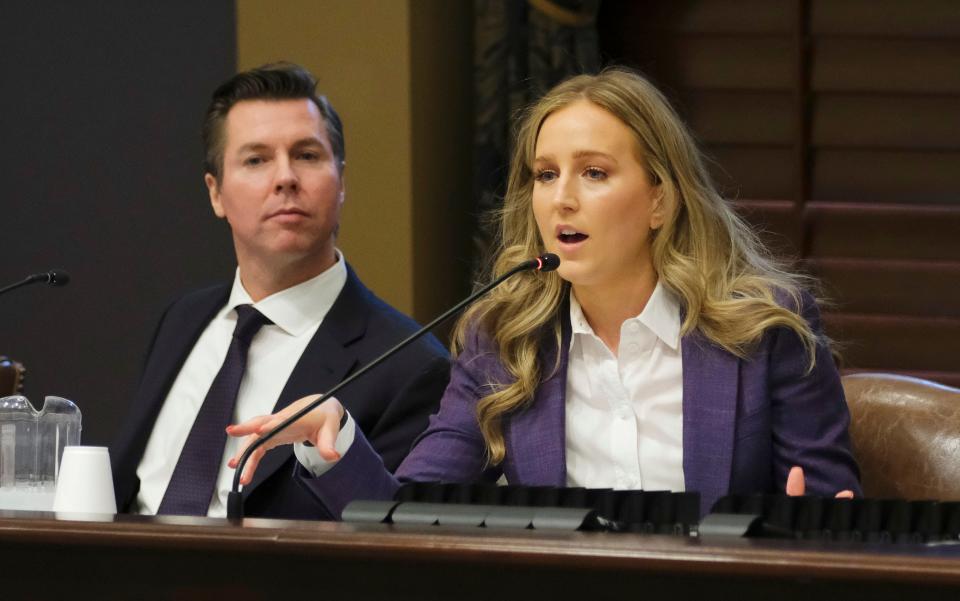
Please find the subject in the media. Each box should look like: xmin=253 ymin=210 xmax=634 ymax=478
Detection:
xmin=0 ymin=269 xmax=71 ymax=297
xmin=227 ymin=253 xmax=560 ymax=520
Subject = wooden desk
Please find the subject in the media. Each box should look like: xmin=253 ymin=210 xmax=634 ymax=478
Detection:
xmin=1 ymin=510 xmax=958 ymax=600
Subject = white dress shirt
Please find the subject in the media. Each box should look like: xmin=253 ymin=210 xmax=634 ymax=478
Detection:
xmin=564 ymin=282 xmax=685 ymax=491
xmin=134 ymin=253 xmax=348 ymax=517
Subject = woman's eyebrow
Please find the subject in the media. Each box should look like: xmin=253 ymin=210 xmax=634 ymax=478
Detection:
xmin=534 ymin=150 xmax=619 ymax=163
xmin=571 ymin=149 xmax=618 ymax=163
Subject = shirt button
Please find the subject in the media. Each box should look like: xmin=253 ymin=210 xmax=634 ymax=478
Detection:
xmin=628 ymin=322 xmax=640 ymax=332
xmin=627 ymin=342 xmax=640 ymax=353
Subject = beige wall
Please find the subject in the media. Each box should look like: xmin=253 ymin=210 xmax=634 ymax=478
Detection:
xmin=237 ymin=0 xmax=472 ymax=328
xmin=409 ymin=1 xmax=473 ymax=325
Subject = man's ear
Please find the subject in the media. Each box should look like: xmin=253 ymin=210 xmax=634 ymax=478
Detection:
xmin=205 ymin=173 xmax=226 ymax=218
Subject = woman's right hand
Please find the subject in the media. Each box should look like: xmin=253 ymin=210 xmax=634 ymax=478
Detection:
xmin=226 ymin=394 xmax=345 ymax=486
xmin=785 ymin=466 xmax=855 ymax=499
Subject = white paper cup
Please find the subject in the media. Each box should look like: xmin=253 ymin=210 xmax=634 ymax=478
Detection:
xmin=52 ymin=446 xmax=117 ymax=514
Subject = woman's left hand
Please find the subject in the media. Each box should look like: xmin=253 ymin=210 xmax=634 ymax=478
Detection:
xmin=785 ymin=466 xmax=855 ymax=498
xmin=226 ymin=394 xmax=345 ymax=486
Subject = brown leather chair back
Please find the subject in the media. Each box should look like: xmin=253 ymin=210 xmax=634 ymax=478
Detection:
xmin=842 ymin=373 xmax=960 ymax=500
xmin=0 ymin=356 xmax=25 ymax=396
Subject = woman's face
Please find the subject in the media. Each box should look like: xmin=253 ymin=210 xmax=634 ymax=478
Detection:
xmin=531 ymin=99 xmax=663 ymax=292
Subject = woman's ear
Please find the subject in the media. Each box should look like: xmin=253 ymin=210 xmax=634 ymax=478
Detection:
xmin=650 ymin=186 xmax=666 ymax=230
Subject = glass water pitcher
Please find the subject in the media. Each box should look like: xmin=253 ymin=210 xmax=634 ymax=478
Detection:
xmin=0 ymin=395 xmax=81 ymax=510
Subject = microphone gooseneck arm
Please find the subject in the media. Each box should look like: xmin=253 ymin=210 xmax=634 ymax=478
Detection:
xmin=227 ymin=254 xmax=560 ymax=520
xmin=0 ymin=269 xmax=71 ymax=297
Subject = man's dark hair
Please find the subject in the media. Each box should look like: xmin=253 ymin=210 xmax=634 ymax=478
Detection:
xmin=202 ymin=62 xmax=345 ymax=182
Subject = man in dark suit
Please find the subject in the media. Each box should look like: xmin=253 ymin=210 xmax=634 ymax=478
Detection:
xmin=111 ymin=63 xmax=449 ymax=520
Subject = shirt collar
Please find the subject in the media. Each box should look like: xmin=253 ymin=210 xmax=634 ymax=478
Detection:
xmin=569 ymin=293 xmax=593 ymax=337
xmin=569 ymin=281 xmax=681 ymax=351
xmin=226 ymin=250 xmax=348 ymax=337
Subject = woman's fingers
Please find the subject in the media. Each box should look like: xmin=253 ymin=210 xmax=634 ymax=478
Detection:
xmin=314 ymin=405 xmax=344 ymax=462
xmin=785 ymin=465 xmax=806 ymax=496
xmin=786 ymin=465 xmax=855 ymax=499
xmin=224 ymin=433 xmax=260 ymax=485
xmin=241 ymin=443 xmax=268 ymax=485
xmin=225 ymin=395 xmax=345 ymax=483
xmin=226 ymin=414 xmax=272 ymax=437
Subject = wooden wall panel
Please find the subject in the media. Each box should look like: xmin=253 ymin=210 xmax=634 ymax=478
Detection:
xmin=812 ymin=95 xmax=960 ymax=149
xmin=809 ymin=259 xmax=960 ymax=317
xmin=822 ymin=314 xmax=960 ymax=374
xmin=732 ymin=200 xmax=799 ymax=256
xmin=811 ymin=150 xmax=960 ymax=203
xmin=685 ymin=92 xmax=795 ymax=145
xmin=667 ymin=0 xmax=796 ymax=33
xmin=810 ymin=0 xmax=960 ymax=37
xmin=673 ymin=38 xmax=795 ymax=90
xmin=707 ymin=147 xmax=795 ymax=199
xmin=805 ymin=203 xmax=960 ymax=261
xmin=812 ymin=39 xmax=960 ymax=93
xmin=599 ymin=0 xmax=960 ymax=385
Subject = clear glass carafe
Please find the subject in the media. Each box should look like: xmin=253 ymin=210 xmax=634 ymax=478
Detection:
xmin=0 ymin=395 xmax=81 ymax=510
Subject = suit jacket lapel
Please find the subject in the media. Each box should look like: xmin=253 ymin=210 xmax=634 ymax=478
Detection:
xmin=244 ymin=267 xmax=365 ymax=493
xmin=142 ymin=291 xmax=229 ymax=434
xmin=113 ymin=285 xmax=229 ymax=506
xmin=505 ymin=314 xmax=569 ymax=487
xmin=681 ymin=330 xmax=739 ymax=514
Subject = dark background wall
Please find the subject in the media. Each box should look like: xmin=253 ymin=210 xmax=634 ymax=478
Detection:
xmin=0 ymin=2 xmax=237 ymax=446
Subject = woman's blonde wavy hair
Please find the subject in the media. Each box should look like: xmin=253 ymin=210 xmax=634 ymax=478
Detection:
xmin=454 ymin=68 xmax=822 ymax=465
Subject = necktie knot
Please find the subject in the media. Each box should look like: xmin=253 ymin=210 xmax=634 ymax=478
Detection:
xmin=232 ymin=305 xmax=271 ymax=345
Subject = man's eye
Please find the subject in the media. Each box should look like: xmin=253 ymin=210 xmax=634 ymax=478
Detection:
xmin=534 ymin=169 xmax=557 ymax=183
xmin=243 ymin=156 xmax=264 ymax=166
xmin=298 ymin=152 xmax=320 ymax=161
xmin=584 ymin=167 xmax=607 ymax=180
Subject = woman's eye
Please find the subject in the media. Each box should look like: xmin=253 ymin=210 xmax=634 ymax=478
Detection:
xmin=534 ymin=169 xmax=557 ymax=183
xmin=584 ymin=167 xmax=607 ymax=180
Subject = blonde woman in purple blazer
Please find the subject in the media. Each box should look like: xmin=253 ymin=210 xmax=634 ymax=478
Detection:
xmin=228 ymin=68 xmax=860 ymax=519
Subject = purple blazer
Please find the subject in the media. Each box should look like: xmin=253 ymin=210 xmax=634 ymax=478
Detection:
xmin=300 ymin=294 xmax=861 ymax=517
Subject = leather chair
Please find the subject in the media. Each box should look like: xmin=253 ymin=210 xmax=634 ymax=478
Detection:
xmin=0 ymin=356 xmax=25 ymax=396
xmin=842 ymin=373 xmax=960 ymax=500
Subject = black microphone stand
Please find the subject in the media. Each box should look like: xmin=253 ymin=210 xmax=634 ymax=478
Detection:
xmin=227 ymin=254 xmax=559 ymax=520
xmin=0 ymin=270 xmax=70 ymax=298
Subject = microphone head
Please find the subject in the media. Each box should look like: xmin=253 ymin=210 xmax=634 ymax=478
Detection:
xmin=536 ymin=253 xmax=560 ymax=272
xmin=46 ymin=269 xmax=70 ymax=287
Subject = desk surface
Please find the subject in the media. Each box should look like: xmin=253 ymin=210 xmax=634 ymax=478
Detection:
xmin=2 ymin=510 xmax=959 ymax=600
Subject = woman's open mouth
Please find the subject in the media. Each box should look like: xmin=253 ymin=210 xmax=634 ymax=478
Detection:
xmin=557 ymin=227 xmax=588 ymax=245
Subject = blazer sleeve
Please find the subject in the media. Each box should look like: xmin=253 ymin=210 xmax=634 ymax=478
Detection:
xmin=296 ymin=329 xmax=499 ymax=519
xmin=768 ymin=292 xmax=862 ymax=497
xmin=363 ymin=354 xmax=451 ymax=472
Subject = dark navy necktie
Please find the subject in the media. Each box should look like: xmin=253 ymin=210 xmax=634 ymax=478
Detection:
xmin=157 ymin=304 xmax=271 ymax=516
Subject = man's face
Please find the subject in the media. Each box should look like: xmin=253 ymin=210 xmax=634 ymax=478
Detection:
xmin=205 ymin=99 xmax=343 ymax=275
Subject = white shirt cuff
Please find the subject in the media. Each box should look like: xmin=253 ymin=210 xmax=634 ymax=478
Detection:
xmin=293 ymin=412 xmax=356 ymax=477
